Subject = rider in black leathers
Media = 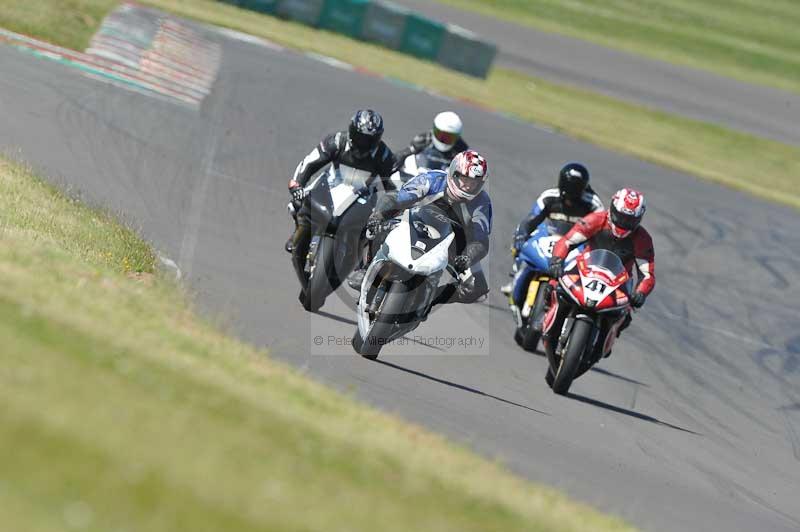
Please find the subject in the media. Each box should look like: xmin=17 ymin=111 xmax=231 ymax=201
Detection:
xmin=286 ymin=110 xmax=396 ymax=289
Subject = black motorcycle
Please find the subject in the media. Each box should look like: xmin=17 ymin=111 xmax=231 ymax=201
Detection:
xmin=291 ymin=166 xmax=378 ymax=312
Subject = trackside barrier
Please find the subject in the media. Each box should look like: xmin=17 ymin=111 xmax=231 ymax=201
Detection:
xmin=320 ymin=0 xmax=369 ymax=39
xmin=361 ymin=1 xmax=407 ymax=49
xmin=239 ymin=0 xmax=279 ymax=13
xmin=276 ymin=0 xmax=326 ymax=25
xmin=437 ymin=24 xmax=497 ymax=79
xmin=218 ymin=0 xmax=496 ymax=78
xmin=400 ymin=13 xmax=444 ymax=60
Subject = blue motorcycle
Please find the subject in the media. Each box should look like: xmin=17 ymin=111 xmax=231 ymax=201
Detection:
xmin=508 ymin=219 xmax=583 ymax=352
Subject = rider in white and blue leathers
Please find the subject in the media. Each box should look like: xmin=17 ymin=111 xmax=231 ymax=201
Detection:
xmin=353 ymin=150 xmax=492 ymax=305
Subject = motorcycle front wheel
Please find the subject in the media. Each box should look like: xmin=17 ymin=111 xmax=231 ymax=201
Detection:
xmin=515 ymin=282 xmax=548 ymax=353
xmin=303 ymin=235 xmax=334 ymax=312
xmin=551 ymin=318 xmax=593 ymax=395
xmin=353 ymin=283 xmax=408 ymax=359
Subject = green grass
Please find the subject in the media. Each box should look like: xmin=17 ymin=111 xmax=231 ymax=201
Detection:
xmin=0 ymin=0 xmax=116 ymax=50
xmin=0 ymin=156 xmax=636 ymax=530
xmin=436 ymin=0 xmax=800 ymax=95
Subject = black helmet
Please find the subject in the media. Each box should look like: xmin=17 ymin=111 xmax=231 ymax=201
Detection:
xmin=348 ymin=109 xmax=384 ymax=158
xmin=558 ymin=162 xmax=590 ymax=201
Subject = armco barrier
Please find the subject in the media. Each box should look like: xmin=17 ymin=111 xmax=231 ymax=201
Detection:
xmin=361 ymin=1 xmax=408 ymax=50
xmin=437 ymin=24 xmax=497 ymax=79
xmin=320 ymin=0 xmax=369 ymax=39
xmin=276 ymin=0 xmax=325 ymax=26
xmin=221 ymin=0 xmax=496 ymax=78
xmin=239 ymin=0 xmax=279 ymax=13
xmin=400 ymin=13 xmax=445 ymax=61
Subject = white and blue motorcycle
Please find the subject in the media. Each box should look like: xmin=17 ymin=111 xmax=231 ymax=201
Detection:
xmin=352 ymin=203 xmax=470 ymax=359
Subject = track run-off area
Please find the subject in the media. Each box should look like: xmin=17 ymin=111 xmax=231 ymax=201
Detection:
xmin=1 ymin=14 xmax=800 ymax=532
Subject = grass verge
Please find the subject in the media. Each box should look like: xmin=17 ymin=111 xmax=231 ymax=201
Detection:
xmin=0 ymin=0 xmax=116 ymax=50
xmin=141 ymin=0 xmax=800 ymax=210
xmin=436 ymin=0 xmax=800 ymax=95
xmin=0 ymin=156 xmax=636 ymax=530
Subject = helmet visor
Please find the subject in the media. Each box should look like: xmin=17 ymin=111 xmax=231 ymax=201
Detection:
xmin=611 ymin=207 xmax=640 ymax=230
xmin=350 ymin=131 xmax=379 ymax=155
xmin=453 ymin=171 xmax=484 ymax=195
xmin=433 ymin=126 xmax=459 ymax=147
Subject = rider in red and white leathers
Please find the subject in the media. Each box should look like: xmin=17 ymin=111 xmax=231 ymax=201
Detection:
xmin=542 ymin=189 xmax=655 ymax=351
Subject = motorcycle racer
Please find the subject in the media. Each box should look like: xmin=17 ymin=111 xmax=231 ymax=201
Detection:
xmin=543 ymin=188 xmax=655 ymax=354
xmin=351 ymin=150 xmax=492 ymax=307
xmin=501 ymin=162 xmax=603 ymax=299
xmin=393 ymin=111 xmax=468 ymax=172
xmin=286 ymin=110 xmax=397 ymax=285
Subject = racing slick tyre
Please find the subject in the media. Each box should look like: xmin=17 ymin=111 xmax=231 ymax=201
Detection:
xmin=304 ymin=236 xmax=334 ymax=313
xmin=552 ymin=318 xmax=592 ymax=395
xmin=515 ymin=284 xmax=548 ymax=354
xmin=354 ymin=284 xmax=407 ymax=360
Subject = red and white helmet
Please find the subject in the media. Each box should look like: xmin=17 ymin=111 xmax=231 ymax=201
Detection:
xmin=608 ymin=188 xmax=646 ymax=238
xmin=446 ymin=150 xmax=488 ymax=202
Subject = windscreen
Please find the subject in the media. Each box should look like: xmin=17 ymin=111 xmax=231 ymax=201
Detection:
xmin=584 ymin=249 xmax=626 ymax=278
xmin=408 ymin=204 xmax=453 ymax=250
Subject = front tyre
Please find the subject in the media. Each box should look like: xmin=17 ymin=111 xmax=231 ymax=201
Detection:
xmin=304 ymin=236 xmax=334 ymax=312
xmin=514 ymin=283 xmax=548 ymax=353
xmin=354 ymin=284 xmax=407 ymax=360
xmin=552 ymin=318 xmax=593 ymax=395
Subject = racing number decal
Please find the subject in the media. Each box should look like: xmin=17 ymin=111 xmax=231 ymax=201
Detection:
xmin=585 ymin=279 xmax=607 ymax=292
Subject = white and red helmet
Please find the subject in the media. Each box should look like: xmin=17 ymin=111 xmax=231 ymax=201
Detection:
xmin=446 ymin=150 xmax=488 ymax=202
xmin=608 ymin=188 xmax=646 ymax=238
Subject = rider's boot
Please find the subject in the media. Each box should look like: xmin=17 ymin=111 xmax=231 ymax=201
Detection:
xmin=347 ymin=268 xmax=366 ymax=290
xmin=500 ymin=260 xmax=519 ymax=296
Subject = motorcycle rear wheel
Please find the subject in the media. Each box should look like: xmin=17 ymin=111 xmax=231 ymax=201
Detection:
xmin=552 ymin=318 xmax=592 ymax=395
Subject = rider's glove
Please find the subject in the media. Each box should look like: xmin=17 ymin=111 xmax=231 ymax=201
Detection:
xmin=410 ymin=133 xmax=428 ymax=153
xmin=365 ymin=212 xmax=383 ymax=236
xmin=288 ymin=180 xmax=306 ymax=204
xmin=513 ymin=230 xmax=527 ymax=250
xmin=630 ymin=291 xmax=646 ymax=308
xmin=548 ymin=256 xmax=564 ymax=278
xmin=453 ymin=254 xmax=471 ymax=273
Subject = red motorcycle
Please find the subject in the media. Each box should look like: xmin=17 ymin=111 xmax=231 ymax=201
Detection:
xmin=542 ymin=249 xmax=632 ymax=394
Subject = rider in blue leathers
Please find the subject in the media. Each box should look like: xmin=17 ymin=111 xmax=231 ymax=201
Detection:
xmin=350 ymin=150 xmax=492 ymax=305
xmin=501 ymin=163 xmax=603 ymax=304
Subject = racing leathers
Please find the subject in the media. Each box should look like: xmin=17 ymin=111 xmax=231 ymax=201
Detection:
xmin=371 ymin=169 xmax=492 ymax=305
xmin=548 ymin=210 xmax=656 ymax=356
xmin=393 ymin=131 xmax=469 ymax=173
xmin=289 ymin=131 xmax=396 ymax=288
xmin=508 ymin=187 xmax=603 ymax=306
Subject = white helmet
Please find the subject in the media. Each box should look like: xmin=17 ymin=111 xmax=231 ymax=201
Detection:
xmin=431 ymin=111 xmax=463 ymax=152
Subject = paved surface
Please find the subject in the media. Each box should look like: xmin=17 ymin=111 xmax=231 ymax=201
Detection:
xmin=391 ymin=0 xmax=800 ymax=145
xmin=2 ymin=25 xmax=800 ymax=532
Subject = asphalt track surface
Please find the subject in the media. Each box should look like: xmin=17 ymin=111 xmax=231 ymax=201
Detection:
xmin=2 ymin=26 xmax=800 ymax=532
xmin=392 ymin=0 xmax=800 ymax=146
